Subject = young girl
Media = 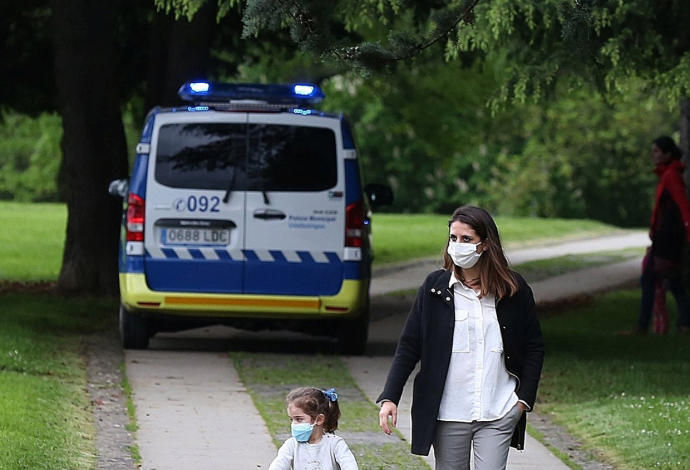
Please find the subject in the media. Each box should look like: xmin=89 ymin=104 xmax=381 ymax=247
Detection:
xmin=269 ymin=387 xmax=359 ymax=470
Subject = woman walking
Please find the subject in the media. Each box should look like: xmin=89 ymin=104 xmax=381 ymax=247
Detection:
xmin=377 ymin=205 xmax=544 ymax=470
xmin=635 ymin=136 xmax=690 ymax=334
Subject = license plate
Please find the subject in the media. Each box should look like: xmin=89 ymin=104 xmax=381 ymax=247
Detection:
xmin=161 ymin=228 xmax=229 ymax=246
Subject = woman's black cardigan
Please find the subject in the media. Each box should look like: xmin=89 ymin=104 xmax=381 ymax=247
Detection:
xmin=377 ymin=269 xmax=545 ymax=455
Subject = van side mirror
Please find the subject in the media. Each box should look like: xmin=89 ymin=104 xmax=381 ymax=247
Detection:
xmin=109 ymin=179 xmax=129 ymax=198
xmin=364 ymin=183 xmax=393 ymax=211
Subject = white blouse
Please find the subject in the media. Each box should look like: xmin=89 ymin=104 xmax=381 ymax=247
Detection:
xmin=437 ymin=273 xmax=519 ymax=422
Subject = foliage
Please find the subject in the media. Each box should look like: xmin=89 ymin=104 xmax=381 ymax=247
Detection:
xmin=452 ymin=1 xmax=690 ymax=109
xmin=0 ymin=113 xmax=61 ymax=202
xmin=0 ymin=111 xmax=144 ymax=202
xmin=168 ymin=1 xmax=690 ymax=111
xmin=321 ymin=56 xmax=669 ymax=224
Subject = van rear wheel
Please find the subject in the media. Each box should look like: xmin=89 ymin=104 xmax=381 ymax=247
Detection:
xmin=336 ymin=308 xmax=369 ymax=355
xmin=119 ymin=304 xmax=149 ymax=349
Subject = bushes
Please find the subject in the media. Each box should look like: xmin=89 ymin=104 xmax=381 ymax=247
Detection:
xmin=0 ymin=112 xmax=62 ymax=202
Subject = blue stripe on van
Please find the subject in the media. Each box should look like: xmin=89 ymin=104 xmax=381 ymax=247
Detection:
xmin=340 ymin=117 xmax=355 ymax=149
xmin=244 ymin=257 xmax=343 ymax=295
xmin=145 ymin=258 xmax=244 ymax=293
xmin=269 ymin=250 xmax=287 ymax=262
xmin=344 ymin=159 xmax=362 ymax=205
xmin=297 ymin=251 xmax=315 ymax=263
xmin=128 ymin=153 xmax=148 ymax=197
xmin=344 ymin=261 xmax=364 ymax=280
xmin=120 ymin=254 xmax=144 ymax=273
xmin=161 ymin=248 xmax=178 ymax=259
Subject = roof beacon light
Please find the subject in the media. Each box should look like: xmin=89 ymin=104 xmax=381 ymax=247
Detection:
xmin=178 ymin=81 xmax=325 ymax=105
xmin=189 ymin=82 xmax=210 ymax=93
xmin=294 ymin=84 xmax=315 ymax=96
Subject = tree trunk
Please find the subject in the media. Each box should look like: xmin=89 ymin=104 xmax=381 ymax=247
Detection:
xmin=145 ymin=3 xmax=216 ymax=110
xmin=52 ymin=0 xmax=129 ymax=295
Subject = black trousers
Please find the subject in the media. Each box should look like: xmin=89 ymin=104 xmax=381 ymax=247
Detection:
xmin=638 ymin=260 xmax=690 ymax=330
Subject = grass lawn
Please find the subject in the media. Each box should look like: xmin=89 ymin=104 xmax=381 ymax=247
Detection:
xmin=371 ymin=213 xmax=628 ymax=264
xmin=515 ymin=247 xmax=645 ymax=282
xmin=0 ymin=201 xmax=66 ymax=280
xmin=0 ymin=293 xmax=114 ymax=469
xmin=538 ymin=289 xmax=690 ymax=469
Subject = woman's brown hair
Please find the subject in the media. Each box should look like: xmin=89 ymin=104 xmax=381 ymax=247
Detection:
xmin=286 ymin=387 xmax=341 ymax=433
xmin=443 ymin=205 xmax=518 ymax=299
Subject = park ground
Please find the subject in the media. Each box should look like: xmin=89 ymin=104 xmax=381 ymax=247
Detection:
xmin=1 ymin=205 xmax=689 ymax=469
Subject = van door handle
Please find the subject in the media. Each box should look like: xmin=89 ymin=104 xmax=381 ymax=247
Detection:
xmin=253 ymin=209 xmax=286 ymax=220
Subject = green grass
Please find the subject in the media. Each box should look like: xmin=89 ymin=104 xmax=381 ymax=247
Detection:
xmin=120 ymin=362 xmax=142 ymax=463
xmin=231 ymin=352 xmax=431 ymax=469
xmin=538 ymin=289 xmax=690 ymax=469
xmin=371 ymin=213 xmax=629 ymax=264
xmin=516 ymin=247 xmax=645 ymax=282
xmin=0 ymin=201 xmax=66 ymax=280
xmin=0 ymin=293 xmax=114 ymax=469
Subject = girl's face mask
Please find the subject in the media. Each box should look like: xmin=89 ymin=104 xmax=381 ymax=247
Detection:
xmin=291 ymin=421 xmax=315 ymax=442
xmin=447 ymin=241 xmax=483 ymax=269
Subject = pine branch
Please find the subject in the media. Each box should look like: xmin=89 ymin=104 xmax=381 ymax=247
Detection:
xmin=332 ymin=0 xmax=481 ymax=68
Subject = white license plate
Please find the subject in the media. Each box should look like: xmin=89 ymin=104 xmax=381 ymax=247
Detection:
xmin=161 ymin=228 xmax=229 ymax=246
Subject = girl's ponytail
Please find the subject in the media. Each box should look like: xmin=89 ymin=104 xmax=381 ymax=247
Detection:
xmin=321 ymin=388 xmax=341 ymax=433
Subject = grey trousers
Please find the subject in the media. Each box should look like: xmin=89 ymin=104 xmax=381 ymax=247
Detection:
xmin=433 ymin=405 xmax=523 ymax=470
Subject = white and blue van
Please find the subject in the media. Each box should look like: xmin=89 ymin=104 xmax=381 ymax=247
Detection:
xmin=110 ymin=81 xmax=392 ymax=353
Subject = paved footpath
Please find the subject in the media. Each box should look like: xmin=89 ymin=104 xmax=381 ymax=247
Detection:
xmin=125 ymin=231 xmax=647 ymax=469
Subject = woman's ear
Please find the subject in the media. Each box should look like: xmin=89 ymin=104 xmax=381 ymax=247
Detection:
xmin=315 ymin=413 xmax=326 ymax=425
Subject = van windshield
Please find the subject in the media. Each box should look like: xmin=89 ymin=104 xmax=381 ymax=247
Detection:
xmin=154 ymin=122 xmax=337 ymax=191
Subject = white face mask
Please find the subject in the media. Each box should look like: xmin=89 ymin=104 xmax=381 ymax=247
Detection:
xmin=447 ymin=241 xmax=483 ymax=269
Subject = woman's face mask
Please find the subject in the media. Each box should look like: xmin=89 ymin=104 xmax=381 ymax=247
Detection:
xmin=447 ymin=241 xmax=483 ymax=269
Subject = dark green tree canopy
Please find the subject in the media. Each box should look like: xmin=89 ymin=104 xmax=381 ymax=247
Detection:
xmin=157 ymin=0 xmax=690 ymax=108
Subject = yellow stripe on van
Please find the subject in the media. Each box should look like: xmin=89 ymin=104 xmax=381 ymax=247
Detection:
xmin=119 ymin=273 xmax=368 ymax=318
xmin=164 ymin=296 xmax=319 ymax=309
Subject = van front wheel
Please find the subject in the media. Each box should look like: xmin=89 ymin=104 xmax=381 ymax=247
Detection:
xmin=336 ymin=309 xmax=369 ymax=355
xmin=119 ymin=305 xmax=149 ymax=349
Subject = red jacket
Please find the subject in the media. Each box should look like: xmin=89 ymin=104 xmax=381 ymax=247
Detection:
xmin=650 ymin=159 xmax=690 ymax=243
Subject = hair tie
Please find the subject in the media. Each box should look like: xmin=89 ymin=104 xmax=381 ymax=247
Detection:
xmin=322 ymin=388 xmax=338 ymax=402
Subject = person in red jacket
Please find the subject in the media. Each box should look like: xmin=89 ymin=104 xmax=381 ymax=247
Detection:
xmin=636 ymin=136 xmax=690 ymax=334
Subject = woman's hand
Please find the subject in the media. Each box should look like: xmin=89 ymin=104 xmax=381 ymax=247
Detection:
xmin=378 ymin=401 xmax=398 ymax=435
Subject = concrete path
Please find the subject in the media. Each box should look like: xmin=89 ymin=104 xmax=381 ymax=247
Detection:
xmin=125 ymin=231 xmax=648 ymax=470
xmin=125 ymin=350 xmax=276 ymax=469
xmin=371 ymin=231 xmax=648 ymax=296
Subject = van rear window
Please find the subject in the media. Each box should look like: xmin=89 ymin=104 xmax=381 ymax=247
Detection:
xmin=154 ymin=123 xmax=337 ymax=191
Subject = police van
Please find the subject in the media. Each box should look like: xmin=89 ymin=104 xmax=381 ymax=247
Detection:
xmin=109 ymin=81 xmax=392 ymax=353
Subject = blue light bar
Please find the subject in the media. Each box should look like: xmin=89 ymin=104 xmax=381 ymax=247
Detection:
xmin=189 ymin=82 xmax=210 ymax=93
xmin=178 ymin=81 xmax=325 ymax=105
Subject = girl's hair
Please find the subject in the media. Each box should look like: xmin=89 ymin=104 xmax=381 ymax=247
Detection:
xmin=286 ymin=387 xmax=341 ymax=433
xmin=443 ymin=205 xmax=518 ymax=299
xmin=653 ymin=135 xmax=683 ymax=160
